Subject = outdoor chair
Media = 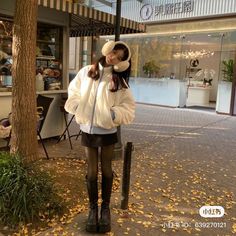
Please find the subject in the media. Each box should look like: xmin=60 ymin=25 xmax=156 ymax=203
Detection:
xmin=0 ymin=117 xmax=11 ymax=150
xmin=57 ymin=96 xmax=81 ymax=149
xmin=36 ymin=94 xmax=54 ymax=159
xmin=0 ymin=95 xmax=53 ymax=159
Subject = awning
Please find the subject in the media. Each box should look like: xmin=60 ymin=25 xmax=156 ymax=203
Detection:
xmin=37 ymin=0 xmax=146 ymax=37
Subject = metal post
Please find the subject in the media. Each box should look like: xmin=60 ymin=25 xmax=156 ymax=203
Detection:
xmin=230 ymin=54 xmax=236 ymax=115
xmin=115 ymin=0 xmax=121 ymax=41
xmin=121 ymin=142 xmax=133 ymax=209
xmin=114 ymin=0 xmax=123 ymax=158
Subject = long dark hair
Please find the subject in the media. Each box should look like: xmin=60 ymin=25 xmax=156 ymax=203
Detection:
xmin=88 ymin=43 xmax=131 ymax=92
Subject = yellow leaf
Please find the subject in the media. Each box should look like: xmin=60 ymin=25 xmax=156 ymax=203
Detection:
xmin=232 ymin=223 xmax=236 ymax=233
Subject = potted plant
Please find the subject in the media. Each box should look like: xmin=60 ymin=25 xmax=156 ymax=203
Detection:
xmin=142 ymin=60 xmax=160 ymax=78
xmin=216 ymin=59 xmax=234 ymax=114
xmin=222 ymin=59 xmax=234 ymax=82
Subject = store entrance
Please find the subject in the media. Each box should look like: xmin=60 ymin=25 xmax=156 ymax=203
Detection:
xmin=177 ymin=33 xmax=224 ymax=110
xmin=95 ymin=31 xmax=236 ymax=113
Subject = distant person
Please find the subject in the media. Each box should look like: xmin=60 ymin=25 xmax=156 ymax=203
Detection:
xmin=170 ymin=72 xmax=175 ymax=79
xmin=65 ymin=41 xmax=135 ymax=233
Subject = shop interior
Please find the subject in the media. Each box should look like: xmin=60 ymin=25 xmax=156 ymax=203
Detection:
xmin=0 ymin=19 xmax=63 ymax=92
xmin=1 ymin=15 xmax=236 ymax=110
xmin=96 ymin=31 xmax=235 ymax=109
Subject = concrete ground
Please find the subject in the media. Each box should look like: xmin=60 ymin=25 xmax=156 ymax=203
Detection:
xmin=4 ymin=104 xmax=236 ymax=236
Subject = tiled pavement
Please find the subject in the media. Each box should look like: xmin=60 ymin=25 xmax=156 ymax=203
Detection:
xmin=43 ymin=104 xmax=236 ymax=235
xmin=4 ymin=104 xmax=236 ymax=236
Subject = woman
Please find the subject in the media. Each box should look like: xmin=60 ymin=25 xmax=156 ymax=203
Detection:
xmin=65 ymin=41 xmax=135 ymax=233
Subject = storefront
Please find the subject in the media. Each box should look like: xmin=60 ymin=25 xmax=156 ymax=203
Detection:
xmin=0 ymin=0 xmax=145 ymax=142
xmin=91 ymin=0 xmax=236 ymax=114
xmin=0 ymin=1 xmax=70 ymax=139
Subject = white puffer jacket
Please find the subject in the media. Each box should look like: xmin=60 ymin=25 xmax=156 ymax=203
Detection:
xmin=64 ymin=64 xmax=135 ymax=132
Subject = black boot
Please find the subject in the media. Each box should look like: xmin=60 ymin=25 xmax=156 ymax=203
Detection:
xmin=86 ymin=177 xmax=98 ymax=233
xmin=99 ymin=174 xmax=113 ymax=233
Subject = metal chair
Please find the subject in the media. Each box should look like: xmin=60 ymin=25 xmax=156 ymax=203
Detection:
xmin=57 ymin=99 xmax=81 ymax=149
xmin=0 ymin=117 xmax=11 ymax=150
xmin=36 ymin=95 xmax=54 ymax=159
xmin=0 ymin=95 xmax=53 ymax=158
xmin=0 ymin=114 xmax=50 ymax=158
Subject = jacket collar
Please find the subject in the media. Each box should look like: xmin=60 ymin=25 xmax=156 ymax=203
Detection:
xmin=98 ymin=62 xmax=113 ymax=73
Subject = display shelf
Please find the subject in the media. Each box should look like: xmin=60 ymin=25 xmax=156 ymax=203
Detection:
xmin=36 ymin=56 xmax=56 ymax=60
xmin=37 ymin=39 xmax=57 ymax=44
xmin=0 ymin=90 xmax=67 ymax=96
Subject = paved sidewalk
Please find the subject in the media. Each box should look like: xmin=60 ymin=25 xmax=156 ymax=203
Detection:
xmin=13 ymin=104 xmax=236 ymax=235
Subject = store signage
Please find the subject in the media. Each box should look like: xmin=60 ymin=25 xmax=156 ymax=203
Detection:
xmin=140 ymin=0 xmax=194 ymax=20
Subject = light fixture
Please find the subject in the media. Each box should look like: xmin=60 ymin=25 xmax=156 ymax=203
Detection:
xmin=173 ymin=49 xmax=214 ymax=59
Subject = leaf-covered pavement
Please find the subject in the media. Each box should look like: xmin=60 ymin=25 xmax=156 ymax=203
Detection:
xmin=2 ymin=104 xmax=236 ymax=235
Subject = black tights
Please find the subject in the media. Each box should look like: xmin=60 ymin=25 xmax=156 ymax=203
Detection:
xmin=85 ymin=144 xmax=114 ymax=181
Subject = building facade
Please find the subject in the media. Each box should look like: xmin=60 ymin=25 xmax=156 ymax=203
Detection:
xmin=87 ymin=0 xmax=236 ymax=114
xmin=0 ymin=0 xmax=144 ymax=143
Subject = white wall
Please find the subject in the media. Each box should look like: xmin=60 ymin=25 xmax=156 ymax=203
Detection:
xmin=92 ymin=0 xmax=236 ymax=23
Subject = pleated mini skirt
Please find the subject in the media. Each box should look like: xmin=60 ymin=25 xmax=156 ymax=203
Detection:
xmin=81 ymin=131 xmax=118 ymax=147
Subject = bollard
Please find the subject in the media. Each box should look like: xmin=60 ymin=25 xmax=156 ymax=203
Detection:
xmin=121 ymin=142 xmax=133 ymax=210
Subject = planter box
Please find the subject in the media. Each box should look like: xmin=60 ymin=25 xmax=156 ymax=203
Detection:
xmin=216 ymin=81 xmax=232 ymax=114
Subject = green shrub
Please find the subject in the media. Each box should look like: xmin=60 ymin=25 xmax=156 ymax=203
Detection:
xmin=143 ymin=60 xmax=160 ymax=78
xmin=222 ymin=59 xmax=234 ymax=82
xmin=0 ymin=152 xmax=63 ymax=226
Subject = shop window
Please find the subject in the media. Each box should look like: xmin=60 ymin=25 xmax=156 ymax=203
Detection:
xmin=118 ymin=35 xmax=182 ymax=79
xmin=0 ymin=18 xmax=63 ymax=91
xmin=36 ymin=23 xmax=63 ymax=90
xmin=219 ymin=32 xmax=236 ymax=82
xmin=0 ymin=20 xmax=13 ymax=88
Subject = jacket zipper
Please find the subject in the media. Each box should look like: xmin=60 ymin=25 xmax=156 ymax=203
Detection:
xmin=89 ymin=69 xmax=104 ymax=133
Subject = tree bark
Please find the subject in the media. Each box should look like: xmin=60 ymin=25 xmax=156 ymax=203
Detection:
xmin=11 ymin=0 xmax=38 ymax=163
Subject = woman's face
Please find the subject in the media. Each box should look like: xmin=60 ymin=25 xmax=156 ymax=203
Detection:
xmin=105 ymin=49 xmax=124 ymax=66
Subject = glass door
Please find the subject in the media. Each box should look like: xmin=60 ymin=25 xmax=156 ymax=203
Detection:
xmin=220 ymin=31 xmax=236 ymax=115
xmin=180 ymin=32 xmax=222 ymax=107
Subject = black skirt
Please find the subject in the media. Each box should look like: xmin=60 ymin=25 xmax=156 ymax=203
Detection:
xmin=81 ymin=131 xmax=118 ymax=147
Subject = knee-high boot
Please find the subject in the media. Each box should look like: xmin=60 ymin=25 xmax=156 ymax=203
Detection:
xmin=86 ymin=177 xmax=98 ymax=233
xmin=98 ymin=174 xmax=113 ymax=233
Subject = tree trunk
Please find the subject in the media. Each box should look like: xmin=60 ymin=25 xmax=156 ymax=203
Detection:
xmin=11 ymin=0 xmax=38 ymax=163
